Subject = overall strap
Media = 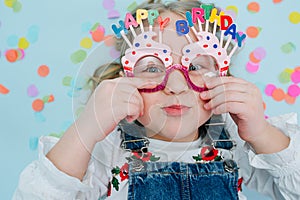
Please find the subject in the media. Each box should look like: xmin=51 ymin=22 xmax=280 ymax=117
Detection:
xmin=118 ymin=120 xmax=149 ymax=152
xmin=204 ymin=115 xmax=236 ymax=151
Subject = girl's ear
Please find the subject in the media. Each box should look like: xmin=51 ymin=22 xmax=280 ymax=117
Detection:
xmin=119 ymin=70 xmax=125 ymax=77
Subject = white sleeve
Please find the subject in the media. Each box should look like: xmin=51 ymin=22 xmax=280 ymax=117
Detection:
xmin=12 ymin=136 xmax=109 ymax=200
xmin=231 ymin=113 xmax=300 ymax=200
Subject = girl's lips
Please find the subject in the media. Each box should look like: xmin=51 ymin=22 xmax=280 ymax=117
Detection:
xmin=162 ymin=105 xmax=190 ymax=116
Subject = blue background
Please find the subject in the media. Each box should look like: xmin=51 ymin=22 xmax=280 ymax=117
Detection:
xmin=0 ymin=0 xmax=299 ymax=199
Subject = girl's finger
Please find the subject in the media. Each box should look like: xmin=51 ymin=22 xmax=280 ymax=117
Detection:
xmin=200 ymin=82 xmax=248 ymax=100
xmin=204 ymin=90 xmax=248 ymax=110
xmin=211 ymin=102 xmax=246 ymax=115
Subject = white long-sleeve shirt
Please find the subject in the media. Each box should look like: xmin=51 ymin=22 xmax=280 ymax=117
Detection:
xmin=13 ymin=113 xmax=300 ymax=200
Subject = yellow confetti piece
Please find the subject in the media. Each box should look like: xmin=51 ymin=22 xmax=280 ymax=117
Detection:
xmin=289 ymin=11 xmax=300 ymax=24
xmin=80 ymin=37 xmax=93 ymax=49
xmin=4 ymin=0 xmax=16 ymax=8
xmin=226 ymin=5 xmax=239 ymax=16
xmin=284 ymin=68 xmax=294 ymax=74
xmin=18 ymin=37 xmax=30 ymax=49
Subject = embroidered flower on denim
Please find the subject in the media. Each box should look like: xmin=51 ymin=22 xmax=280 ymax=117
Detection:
xmin=238 ymin=177 xmax=243 ymax=192
xmin=108 ymin=151 xmax=160 ymax=195
xmin=192 ymin=146 xmax=222 ymax=162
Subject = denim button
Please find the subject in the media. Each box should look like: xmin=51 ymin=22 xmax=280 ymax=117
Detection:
xmin=223 ymin=159 xmax=236 ymax=172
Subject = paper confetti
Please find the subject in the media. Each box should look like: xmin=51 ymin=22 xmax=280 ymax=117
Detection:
xmin=32 ymin=99 xmax=44 ymax=112
xmin=127 ymin=1 xmax=138 ymax=12
xmin=246 ymin=61 xmax=259 ymax=73
xmin=70 ymin=50 xmax=87 ymax=64
xmin=247 ymin=2 xmax=260 ymax=13
xmin=27 ymin=84 xmax=39 ymax=97
xmin=7 ymin=35 xmax=19 ymax=47
xmin=80 ymin=37 xmax=93 ymax=49
xmin=272 ymin=88 xmax=285 ymax=102
xmin=287 ymin=84 xmax=300 ymax=97
xmin=265 ymin=84 xmax=276 ymax=96
xmin=18 ymin=37 xmax=30 ymax=49
xmin=27 ymin=25 xmax=39 ymax=43
xmin=291 ymin=70 xmax=300 ymax=84
xmin=103 ymin=0 xmax=115 ymax=10
xmin=29 ymin=136 xmax=39 ymax=150
xmin=246 ymin=26 xmax=261 ymax=38
xmin=289 ymin=11 xmax=300 ymax=24
xmin=281 ymin=42 xmax=296 ymax=54
xmin=38 ymin=65 xmax=50 ymax=77
xmin=0 ymin=84 xmax=10 ymax=94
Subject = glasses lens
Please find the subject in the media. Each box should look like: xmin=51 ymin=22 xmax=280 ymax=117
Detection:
xmin=133 ymin=56 xmax=166 ymax=87
xmin=188 ymin=55 xmax=218 ymax=87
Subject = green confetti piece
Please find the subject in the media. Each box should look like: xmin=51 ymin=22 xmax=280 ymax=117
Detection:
xmin=42 ymin=95 xmax=50 ymax=103
xmin=70 ymin=49 xmax=87 ymax=64
xmin=62 ymin=76 xmax=72 ymax=86
xmin=278 ymin=71 xmax=291 ymax=84
xmin=12 ymin=1 xmax=22 ymax=12
xmin=281 ymin=42 xmax=296 ymax=54
xmin=75 ymin=107 xmax=84 ymax=117
xmin=90 ymin=23 xmax=100 ymax=32
xmin=127 ymin=1 xmax=138 ymax=12
xmin=48 ymin=132 xmax=64 ymax=138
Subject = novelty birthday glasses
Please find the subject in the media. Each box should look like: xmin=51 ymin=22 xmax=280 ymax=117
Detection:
xmin=112 ymin=5 xmax=246 ymax=93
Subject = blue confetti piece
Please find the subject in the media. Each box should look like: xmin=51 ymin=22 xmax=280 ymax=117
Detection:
xmin=7 ymin=35 xmax=19 ymax=47
xmin=34 ymin=112 xmax=46 ymax=122
xmin=81 ymin=22 xmax=92 ymax=33
xmin=27 ymin=25 xmax=39 ymax=43
xmin=29 ymin=136 xmax=39 ymax=150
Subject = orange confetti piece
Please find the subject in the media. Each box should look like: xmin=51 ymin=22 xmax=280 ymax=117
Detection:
xmin=0 ymin=84 xmax=10 ymax=94
xmin=249 ymin=52 xmax=261 ymax=63
xmin=91 ymin=29 xmax=104 ymax=42
xmin=5 ymin=49 xmax=18 ymax=62
xmin=246 ymin=26 xmax=260 ymax=38
xmin=38 ymin=65 xmax=50 ymax=77
xmin=32 ymin=99 xmax=44 ymax=112
xmin=285 ymin=94 xmax=296 ymax=104
xmin=273 ymin=0 xmax=282 ymax=3
xmin=104 ymin=35 xmax=115 ymax=47
xmin=272 ymin=88 xmax=285 ymax=101
xmin=262 ymin=101 xmax=266 ymax=110
xmin=247 ymin=2 xmax=260 ymax=13
xmin=295 ymin=66 xmax=300 ymax=71
xmin=48 ymin=94 xmax=55 ymax=102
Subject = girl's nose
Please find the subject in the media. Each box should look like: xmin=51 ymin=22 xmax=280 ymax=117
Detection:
xmin=163 ymin=69 xmax=189 ymax=95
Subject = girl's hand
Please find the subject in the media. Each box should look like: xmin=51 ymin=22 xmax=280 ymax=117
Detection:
xmin=200 ymin=76 xmax=268 ymax=143
xmin=75 ymin=77 xmax=156 ymax=143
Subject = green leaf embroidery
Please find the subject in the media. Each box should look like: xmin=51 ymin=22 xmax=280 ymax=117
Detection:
xmin=150 ymin=155 xmax=160 ymax=162
xmin=214 ymin=156 xmax=222 ymax=161
xmin=192 ymin=155 xmax=202 ymax=161
xmin=111 ymin=166 xmax=120 ymax=175
xmin=112 ymin=177 xmax=120 ymax=191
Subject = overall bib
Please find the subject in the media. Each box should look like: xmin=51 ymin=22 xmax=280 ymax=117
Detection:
xmin=119 ymin=117 xmax=239 ymax=200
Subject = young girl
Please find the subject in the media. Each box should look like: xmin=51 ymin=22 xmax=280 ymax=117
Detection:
xmin=14 ymin=1 xmax=300 ymax=199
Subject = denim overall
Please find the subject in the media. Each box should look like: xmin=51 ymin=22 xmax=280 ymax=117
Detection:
xmin=119 ymin=116 xmax=239 ymax=200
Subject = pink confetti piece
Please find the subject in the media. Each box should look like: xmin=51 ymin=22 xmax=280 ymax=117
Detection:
xmin=291 ymin=70 xmax=300 ymax=84
xmin=265 ymin=84 xmax=276 ymax=96
xmin=110 ymin=47 xmax=120 ymax=59
xmin=107 ymin=10 xmax=120 ymax=19
xmin=288 ymin=84 xmax=300 ymax=97
xmin=27 ymin=84 xmax=39 ymax=97
xmin=103 ymin=0 xmax=115 ymax=10
xmin=246 ymin=61 xmax=260 ymax=73
xmin=253 ymin=47 xmax=266 ymax=60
